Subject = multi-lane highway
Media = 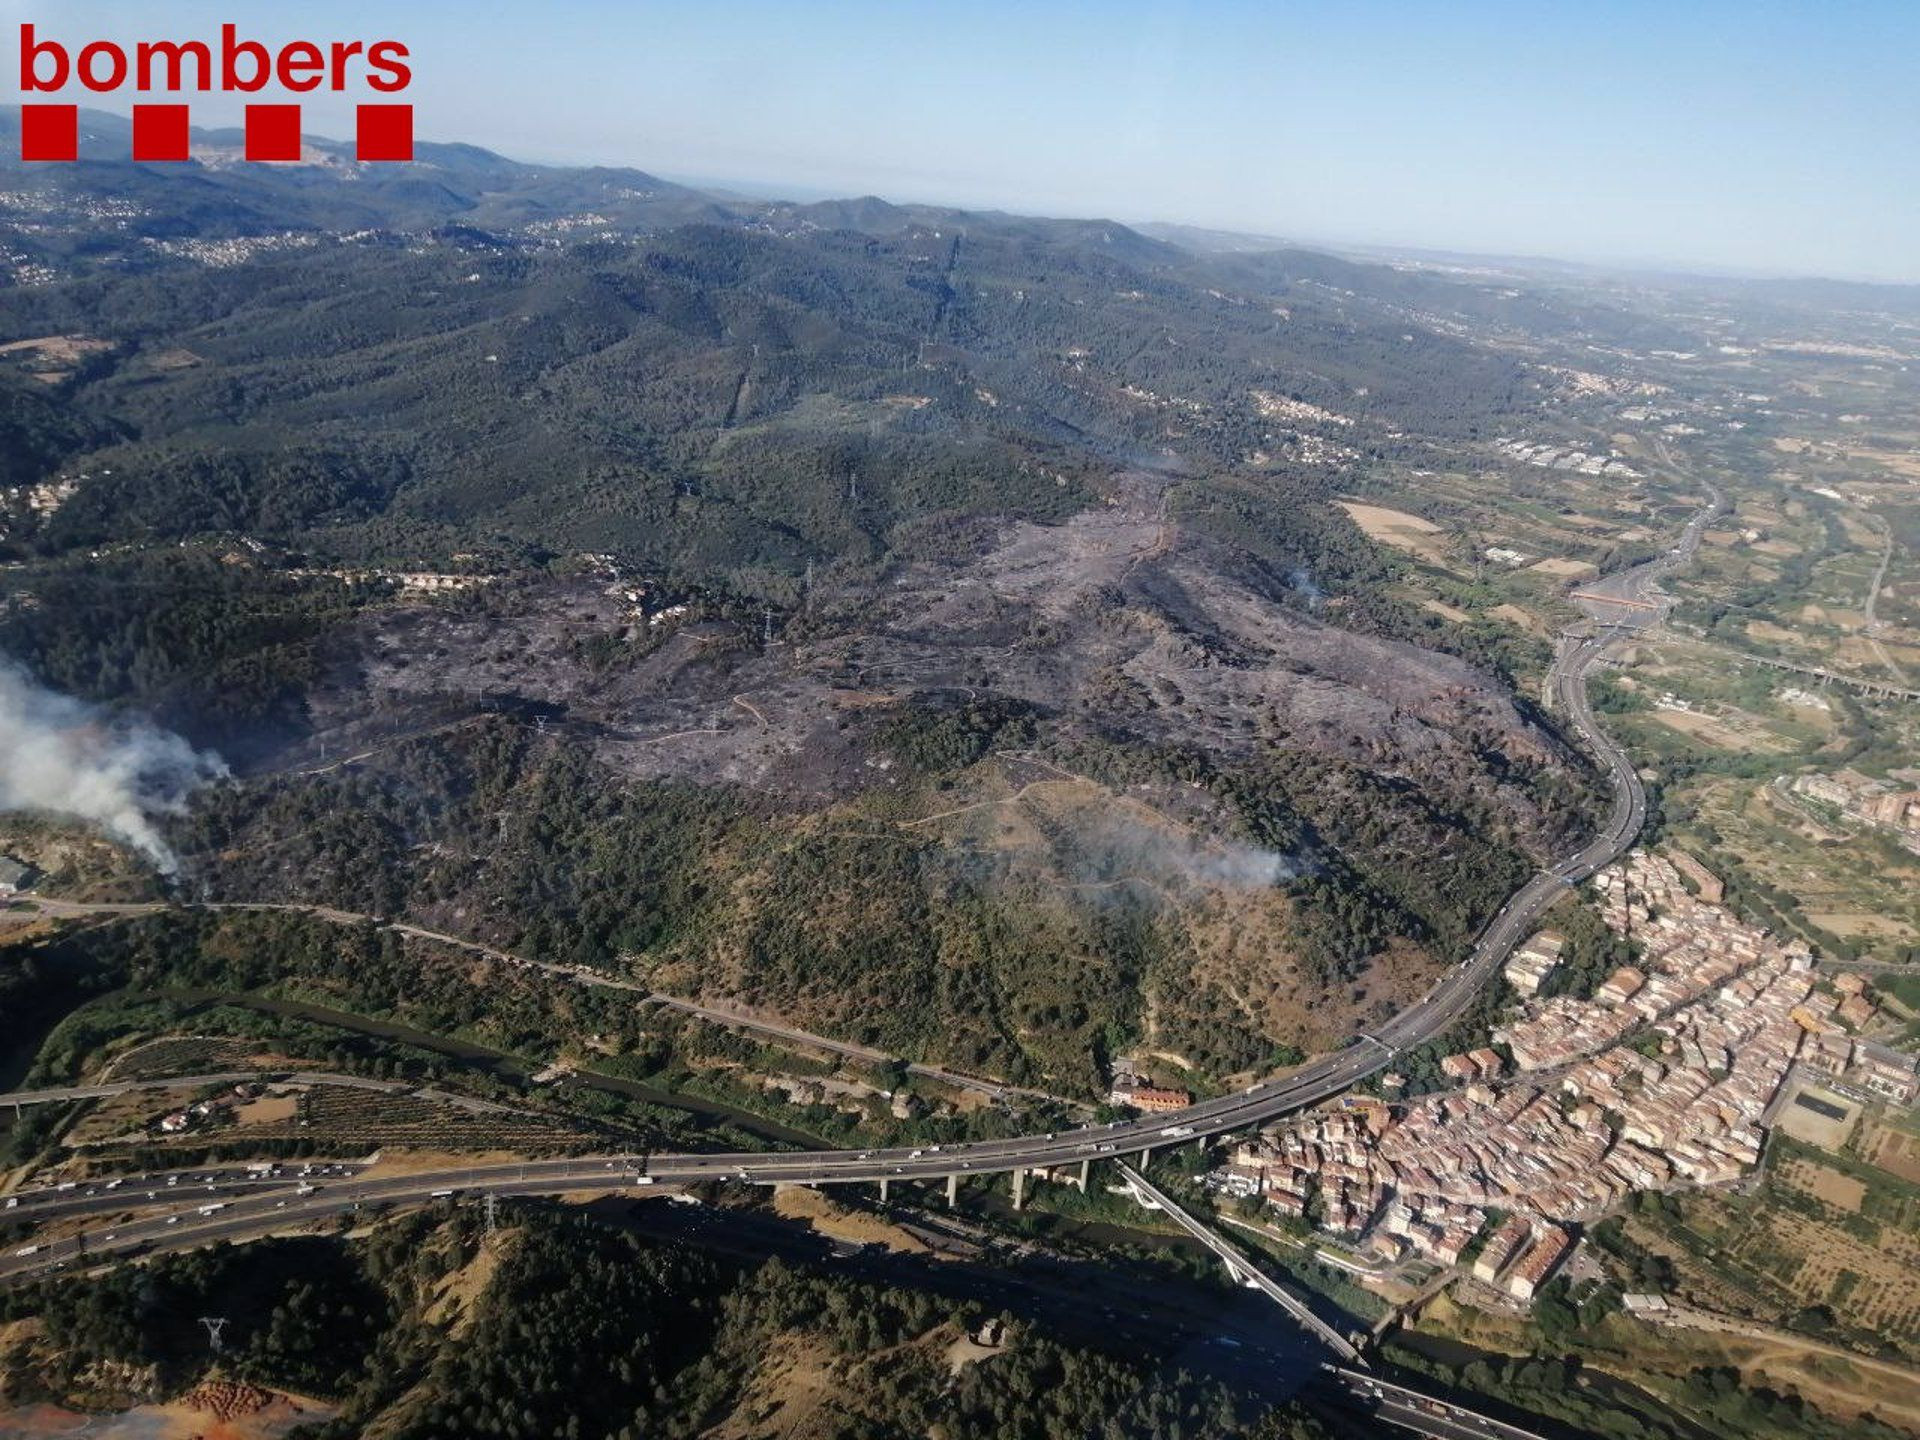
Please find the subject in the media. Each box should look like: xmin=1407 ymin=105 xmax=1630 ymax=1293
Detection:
xmin=3 ymin=1161 xmax=369 ymax=1226
xmin=1317 ymin=1367 xmax=1550 ymax=1440
xmin=1 ymin=486 xmax=1723 ymax=1290
xmin=0 ymin=1153 xmax=1542 ymax=1440
xmin=0 ymin=484 xmax=1724 ymax=1440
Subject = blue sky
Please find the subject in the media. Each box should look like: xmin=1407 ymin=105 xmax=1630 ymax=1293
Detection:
xmin=10 ymin=1 xmax=1919 ymax=280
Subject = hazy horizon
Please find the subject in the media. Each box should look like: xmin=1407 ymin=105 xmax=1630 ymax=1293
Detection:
xmin=8 ymin=0 xmax=1918 ymax=284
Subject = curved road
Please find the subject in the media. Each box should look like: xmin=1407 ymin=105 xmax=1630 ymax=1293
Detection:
xmin=10 ymin=899 xmax=1074 ymax=1109
xmin=2 ymin=485 xmax=1723 ymax=1286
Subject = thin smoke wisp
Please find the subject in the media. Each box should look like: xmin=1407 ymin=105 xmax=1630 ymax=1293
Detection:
xmin=0 ymin=658 xmax=227 ymax=875
xmin=1070 ymin=813 xmax=1308 ymax=891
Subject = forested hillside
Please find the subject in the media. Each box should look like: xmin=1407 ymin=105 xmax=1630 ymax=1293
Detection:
xmin=0 ymin=117 xmax=1607 ymax=1089
xmin=1 ymin=205 xmax=1529 ymax=583
xmin=0 ymin=1205 xmax=1335 ymax=1439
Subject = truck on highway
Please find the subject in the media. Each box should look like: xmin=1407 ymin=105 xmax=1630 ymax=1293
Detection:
xmin=13 ymin=1244 xmax=40 ymax=1257
xmin=198 ymin=1203 xmax=227 ymax=1215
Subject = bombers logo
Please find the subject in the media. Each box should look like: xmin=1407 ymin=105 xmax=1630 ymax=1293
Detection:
xmin=13 ymin=23 xmax=413 ymax=162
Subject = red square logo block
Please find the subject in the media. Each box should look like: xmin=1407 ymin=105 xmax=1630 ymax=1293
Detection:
xmin=21 ymin=104 xmax=78 ymax=162
xmin=244 ymin=104 xmax=302 ymax=162
xmin=132 ymin=104 xmax=191 ymax=162
xmin=356 ymin=104 xmax=413 ymax=162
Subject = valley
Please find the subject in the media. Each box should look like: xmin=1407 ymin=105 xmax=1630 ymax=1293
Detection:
xmin=2 ymin=102 xmax=1918 ymax=1440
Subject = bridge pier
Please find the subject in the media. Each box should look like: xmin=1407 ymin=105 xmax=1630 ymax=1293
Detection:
xmin=878 ymin=1177 xmax=889 ymax=1204
xmin=1011 ymin=1166 xmax=1026 ymax=1211
xmin=946 ymin=1172 xmax=959 ymax=1208
xmin=1077 ymin=1158 xmax=1090 ymax=1190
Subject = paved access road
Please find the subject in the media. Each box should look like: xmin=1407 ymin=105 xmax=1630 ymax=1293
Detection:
xmin=1114 ymin=1161 xmax=1358 ymax=1359
xmin=2 ymin=486 xmax=1723 ymax=1294
xmin=4 ymin=1067 xmax=529 ymax=1117
xmin=12 ymin=898 xmax=1075 ymax=1110
xmin=3 ymin=491 xmax=1720 ymax=1290
xmin=0 ymin=1156 xmax=1542 ymax=1440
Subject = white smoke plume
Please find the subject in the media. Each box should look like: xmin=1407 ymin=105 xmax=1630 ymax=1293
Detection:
xmin=1066 ymin=814 xmax=1309 ymax=892
xmin=962 ymin=807 xmax=1313 ymax=903
xmin=0 ymin=658 xmax=227 ymax=875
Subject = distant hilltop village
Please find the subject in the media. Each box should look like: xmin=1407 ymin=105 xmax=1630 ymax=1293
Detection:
xmin=288 ymin=566 xmax=496 ymax=595
xmin=1208 ymin=849 xmax=1915 ymax=1310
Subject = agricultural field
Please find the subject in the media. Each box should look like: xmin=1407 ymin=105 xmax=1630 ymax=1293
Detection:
xmin=1401 ymin=1291 xmax=1920 ymax=1436
xmin=1862 ymin=1118 xmax=1920 ymax=1185
xmin=104 ymin=1035 xmax=265 ymax=1080
xmin=226 ymin=1085 xmax=595 ymax=1152
xmin=60 ymin=1083 xmax=602 ymax=1158
xmin=1584 ymin=605 xmax=1920 ymax=964
xmin=1615 ymin=1126 xmax=1920 ymax=1360
xmin=1675 ymin=772 xmax=1920 ymax=963
xmin=1601 ymin=633 xmax=1841 ymax=748
xmin=1721 ymin=1208 xmax=1920 ymax=1339
xmin=1334 ymin=449 xmax=1702 ymax=686
xmin=1668 ymin=406 xmax=1920 ymax=685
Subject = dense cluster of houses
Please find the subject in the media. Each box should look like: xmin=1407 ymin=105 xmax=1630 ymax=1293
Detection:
xmin=1203 ymin=849 xmax=1913 ymax=1308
